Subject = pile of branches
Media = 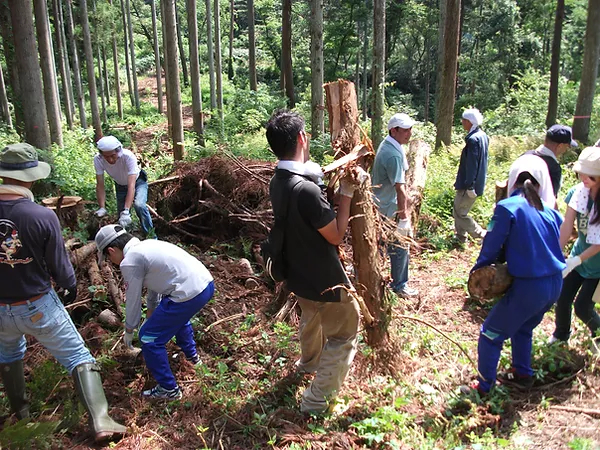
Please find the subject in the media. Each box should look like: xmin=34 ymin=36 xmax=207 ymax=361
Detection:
xmin=149 ymin=154 xmax=274 ymax=245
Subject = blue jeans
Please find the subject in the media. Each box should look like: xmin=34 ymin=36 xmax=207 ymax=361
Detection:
xmin=477 ymin=273 xmax=562 ymax=392
xmin=139 ymin=282 xmax=214 ymax=390
xmin=0 ymin=290 xmax=94 ymax=374
xmin=115 ymin=170 xmax=154 ymax=235
xmin=387 ymin=242 xmax=409 ymax=292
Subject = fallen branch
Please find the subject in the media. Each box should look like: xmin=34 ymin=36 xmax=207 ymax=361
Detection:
xmin=69 ymin=242 xmax=96 ymax=266
xmin=148 ymin=204 xmax=204 ymax=239
xmin=147 ymin=175 xmax=181 ymax=186
xmin=101 ymin=261 xmax=123 ymax=317
xmin=204 ymin=313 xmax=246 ymax=332
xmin=549 ymin=405 xmax=600 ymax=416
xmin=224 ymin=151 xmax=270 ymax=185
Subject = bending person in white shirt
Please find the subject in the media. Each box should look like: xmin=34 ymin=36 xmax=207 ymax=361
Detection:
xmin=95 ymin=225 xmax=215 ymax=400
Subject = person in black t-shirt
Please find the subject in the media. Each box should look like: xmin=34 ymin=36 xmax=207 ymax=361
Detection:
xmin=266 ymin=110 xmax=362 ymax=414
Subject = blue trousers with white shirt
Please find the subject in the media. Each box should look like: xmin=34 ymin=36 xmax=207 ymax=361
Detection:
xmin=139 ymin=282 xmax=214 ymax=390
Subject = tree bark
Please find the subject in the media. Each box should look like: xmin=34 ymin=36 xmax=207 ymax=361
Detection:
xmin=545 ymin=0 xmax=564 ymax=128
xmin=371 ymin=0 xmax=385 ymax=149
xmin=163 ymin=0 xmax=184 ymax=160
xmin=228 ymin=0 xmax=234 ymax=80
xmin=8 ymin=0 xmax=50 ymax=149
xmin=361 ymin=11 xmax=368 ymax=121
xmin=434 ymin=0 xmax=461 ymax=149
xmin=324 ymin=79 xmax=386 ymax=347
xmin=435 ymin=0 xmax=447 ymax=114
xmin=64 ymin=0 xmax=86 ymax=128
xmin=151 ymin=0 xmax=163 ymax=114
xmin=248 ymin=0 xmax=257 ymax=90
xmin=161 ymin=0 xmax=171 ymax=130
xmin=186 ymin=0 xmax=205 ymax=145
xmin=174 ymin=4 xmax=189 ymax=87
xmin=92 ymin=0 xmax=108 ymax=125
xmin=125 ymin=0 xmax=140 ymax=112
xmin=281 ymin=0 xmax=294 ymax=107
xmin=110 ymin=0 xmax=123 ymax=119
xmin=310 ymin=0 xmax=324 ymax=137
xmin=572 ymin=0 xmax=600 ymax=143
xmin=0 ymin=2 xmax=24 ymax=134
xmin=33 ymin=0 xmax=63 ymax=147
xmin=51 ymin=0 xmax=73 ymax=130
xmin=405 ymin=140 xmax=432 ymax=227
xmin=0 ymin=63 xmax=12 ymax=128
xmin=120 ymin=0 xmax=134 ymax=108
xmin=79 ymin=0 xmax=102 ymax=141
xmin=214 ymin=0 xmax=224 ymax=123
xmin=102 ymin=46 xmax=110 ymax=106
xmin=206 ymin=0 xmax=216 ymax=109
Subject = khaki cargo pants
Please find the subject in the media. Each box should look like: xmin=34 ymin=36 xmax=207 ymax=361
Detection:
xmin=296 ymin=290 xmax=360 ymax=413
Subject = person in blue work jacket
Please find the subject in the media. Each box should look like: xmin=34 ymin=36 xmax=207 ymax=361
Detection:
xmin=95 ymin=225 xmax=214 ymax=400
xmin=462 ymin=154 xmax=566 ymax=395
xmin=453 ymin=108 xmax=489 ymax=245
xmin=549 ymin=147 xmax=600 ymax=354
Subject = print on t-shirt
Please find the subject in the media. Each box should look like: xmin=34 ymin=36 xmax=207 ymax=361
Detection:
xmin=0 ymin=219 xmax=33 ymax=267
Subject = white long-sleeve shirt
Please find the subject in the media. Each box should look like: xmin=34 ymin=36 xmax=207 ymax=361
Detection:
xmin=120 ymin=238 xmax=213 ymax=330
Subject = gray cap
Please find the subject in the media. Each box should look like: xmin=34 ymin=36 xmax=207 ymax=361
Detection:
xmin=95 ymin=224 xmax=126 ymax=263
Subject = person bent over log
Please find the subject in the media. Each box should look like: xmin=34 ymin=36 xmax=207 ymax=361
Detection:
xmin=0 ymin=144 xmax=126 ymax=442
xmin=266 ymin=110 xmax=364 ymax=414
xmin=95 ymin=225 xmax=214 ymax=400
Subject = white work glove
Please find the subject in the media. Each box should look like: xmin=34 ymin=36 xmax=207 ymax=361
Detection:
xmin=123 ymin=330 xmax=134 ymax=349
xmin=119 ymin=209 xmax=132 ymax=228
xmin=339 ymin=179 xmax=356 ymax=198
xmin=466 ymin=189 xmax=477 ymax=199
xmin=355 ymin=167 xmax=370 ymax=184
xmin=95 ymin=207 xmax=107 ymax=218
xmin=397 ymin=218 xmax=413 ymax=237
xmin=562 ymin=256 xmax=582 ymax=278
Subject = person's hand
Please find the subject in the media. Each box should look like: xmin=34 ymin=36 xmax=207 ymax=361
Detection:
xmin=397 ymin=218 xmax=412 ymax=237
xmin=562 ymin=256 xmax=582 ymax=278
xmin=339 ymin=179 xmax=356 ymax=198
xmin=354 ymin=167 xmax=370 ymax=184
xmin=119 ymin=209 xmax=132 ymax=228
xmin=95 ymin=207 xmax=107 ymax=217
xmin=123 ymin=330 xmax=134 ymax=349
xmin=466 ymin=189 xmax=477 ymax=199
xmin=63 ymin=285 xmax=77 ymax=303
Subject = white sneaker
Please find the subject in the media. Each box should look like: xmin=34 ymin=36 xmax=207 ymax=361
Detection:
xmin=396 ymin=286 xmax=419 ymax=298
xmin=142 ymin=385 xmax=182 ymax=400
xmin=547 ymin=335 xmax=561 ymax=345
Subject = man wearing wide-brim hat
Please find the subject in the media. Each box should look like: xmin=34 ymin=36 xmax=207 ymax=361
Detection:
xmin=0 ymin=143 xmax=126 ymax=442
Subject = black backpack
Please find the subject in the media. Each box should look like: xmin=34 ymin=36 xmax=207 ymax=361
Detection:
xmin=261 ymin=176 xmax=303 ymax=282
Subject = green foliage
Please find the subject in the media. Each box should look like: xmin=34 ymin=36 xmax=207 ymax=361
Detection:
xmin=0 ymin=419 xmax=60 ymax=450
xmin=568 ymin=438 xmax=598 ymax=450
xmin=350 ymin=400 xmax=414 ymax=448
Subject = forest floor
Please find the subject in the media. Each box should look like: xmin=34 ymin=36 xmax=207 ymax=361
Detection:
xmin=3 ymin=77 xmax=600 ymax=449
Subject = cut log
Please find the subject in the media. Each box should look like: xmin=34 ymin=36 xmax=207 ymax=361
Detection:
xmin=495 ymin=179 xmax=508 ymax=203
xmin=405 ymin=140 xmax=432 ymax=227
xmin=87 ymin=258 xmax=107 ymax=301
xmin=325 ymin=79 xmax=386 ymax=346
xmin=97 ymin=308 xmax=123 ymax=328
xmin=70 ymin=242 xmax=97 ymax=266
xmin=468 ymin=264 xmax=513 ymax=300
xmin=100 ymin=261 xmax=123 ymax=317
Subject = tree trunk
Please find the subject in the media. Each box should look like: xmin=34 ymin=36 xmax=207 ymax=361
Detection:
xmin=310 ymin=0 xmax=324 ymax=137
xmin=65 ymin=0 xmax=86 ymax=128
xmin=0 ymin=63 xmax=12 ymax=128
xmin=125 ymin=0 xmax=140 ymax=112
xmin=214 ymin=0 xmax=224 ymax=123
xmin=435 ymin=0 xmax=447 ymax=115
xmin=361 ymin=11 xmax=368 ymax=121
xmin=163 ymin=0 xmax=184 ymax=160
xmin=186 ymin=0 xmax=205 ymax=145
xmin=0 ymin=2 xmax=24 ymax=134
xmin=51 ymin=0 xmax=73 ymax=130
xmin=324 ymin=79 xmax=386 ymax=347
xmin=434 ymin=0 xmax=461 ymax=149
xmin=228 ymin=0 xmax=234 ymax=80
xmin=102 ymin=46 xmax=110 ymax=106
xmin=34 ymin=0 xmax=63 ymax=147
xmin=248 ymin=0 xmax=257 ymax=90
xmin=109 ymin=0 xmax=123 ymax=119
xmin=206 ymin=0 xmax=216 ymax=109
xmin=572 ymin=0 xmax=600 ymax=143
xmin=120 ymin=0 xmax=134 ymax=108
xmin=371 ymin=0 xmax=385 ymax=149
xmin=8 ymin=0 xmax=50 ymax=149
xmin=174 ymin=4 xmax=189 ymax=88
xmin=161 ymin=0 xmax=171 ymax=130
xmin=93 ymin=0 xmax=108 ymax=125
xmin=281 ymin=0 xmax=294 ymax=107
xmin=79 ymin=0 xmax=102 ymax=141
xmin=151 ymin=0 xmax=163 ymax=114
xmin=58 ymin=0 xmax=75 ymax=127
xmin=545 ymin=0 xmax=564 ymax=128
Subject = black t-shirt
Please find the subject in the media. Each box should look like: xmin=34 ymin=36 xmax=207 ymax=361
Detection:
xmin=534 ymin=152 xmax=562 ymax=197
xmin=270 ymin=169 xmax=350 ymax=302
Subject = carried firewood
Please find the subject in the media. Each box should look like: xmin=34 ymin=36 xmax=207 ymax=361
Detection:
xmin=468 ymin=264 xmax=513 ymax=300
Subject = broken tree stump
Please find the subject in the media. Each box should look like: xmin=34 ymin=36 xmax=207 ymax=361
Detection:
xmin=405 ymin=140 xmax=432 ymax=228
xmin=325 ymin=79 xmax=386 ymax=346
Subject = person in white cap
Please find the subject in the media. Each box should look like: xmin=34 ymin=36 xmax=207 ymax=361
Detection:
xmin=94 ymin=136 xmax=154 ymax=236
xmin=95 ymin=224 xmax=214 ymax=400
xmin=372 ymin=113 xmax=418 ymax=298
xmin=453 ymin=108 xmax=489 ymax=245
xmin=0 ymin=143 xmax=126 ymax=442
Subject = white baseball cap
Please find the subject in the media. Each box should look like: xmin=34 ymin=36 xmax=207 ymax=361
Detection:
xmin=96 ymin=136 xmax=123 ymax=152
xmin=387 ymin=113 xmax=415 ymax=130
xmin=95 ymin=224 xmax=127 ymax=263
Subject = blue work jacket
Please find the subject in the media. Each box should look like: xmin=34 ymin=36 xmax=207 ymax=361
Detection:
xmin=454 ymin=127 xmax=489 ymax=196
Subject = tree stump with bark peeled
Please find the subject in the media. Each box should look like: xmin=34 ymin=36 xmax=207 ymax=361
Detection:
xmin=468 ymin=264 xmax=513 ymax=300
xmin=324 ymin=79 xmax=387 ymax=347
xmin=405 ymin=140 xmax=432 ymax=227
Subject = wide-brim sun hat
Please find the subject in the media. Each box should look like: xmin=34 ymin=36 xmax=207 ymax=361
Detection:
xmin=95 ymin=224 xmax=127 ymax=263
xmin=573 ymin=147 xmax=600 ymax=177
xmin=0 ymin=143 xmax=51 ymax=182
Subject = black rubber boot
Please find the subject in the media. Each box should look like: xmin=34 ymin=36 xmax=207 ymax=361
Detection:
xmin=0 ymin=360 xmax=29 ymax=420
xmin=72 ymin=363 xmax=126 ymax=442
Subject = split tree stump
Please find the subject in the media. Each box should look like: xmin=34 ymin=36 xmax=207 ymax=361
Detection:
xmin=405 ymin=140 xmax=432 ymax=228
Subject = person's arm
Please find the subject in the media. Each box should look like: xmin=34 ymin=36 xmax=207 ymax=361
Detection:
xmin=123 ymin=173 xmax=137 ymax=210
xmin=395 ymin=183 xmax=409 ymax=219
xmin=579 ymin=244 xmax=600 ymax=262
xmin=121 ymin=264 xmax=145 ymax=332
xmin=559 ymin=207 xmax=577 ymax=249
xmin=318 ymin=195 xmax=352 ymax=246
xmin=95 ymin=174 xmax=106 ymax=209
xmin=471 ymin=205 xmax=511 ymax=272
